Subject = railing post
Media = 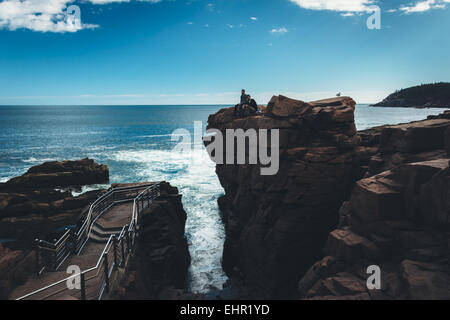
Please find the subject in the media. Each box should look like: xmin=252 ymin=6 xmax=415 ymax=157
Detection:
xmin=52 ymin=249 xmax=58 ymax=271
xmin=113 ymin=236 xmax=118 ymax=270
xmin=34 ymin=239 xmax=40 ymax=276
xmin=120 ymin=236 xmax=126 ymax=267
xmin=80 ymin=272 xmax=86 ymax=300
xmin=126 ymin=228 xmax=131 ymax=252
xmin=133 ymin=222 xmax=137 ymax=247
xmin=103 ymin=253 xmax=110 ymax=294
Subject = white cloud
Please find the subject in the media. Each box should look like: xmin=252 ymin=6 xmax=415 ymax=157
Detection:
xmin=270 ymin=27 xmax=288 ymax=34
xmin=250 ymin=16 xmax=257 ymax=20
xmin=289 ymin=0 xmax=376 ymax=13
xmin=0 ymin=0 xmax=160 ymax=33
xmin=0 ymin=0 xmax=95 ymax=32
xmin=399 ymin=0 xmax=448 ymax=13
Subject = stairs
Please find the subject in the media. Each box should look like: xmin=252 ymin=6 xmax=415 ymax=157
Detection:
xmin=89 ymin=222 xmax=122 ymax=243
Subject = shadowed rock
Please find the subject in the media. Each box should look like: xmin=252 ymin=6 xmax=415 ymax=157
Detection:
xmin=0 ymin=159 xmax=109 ymax=250
xmin=207 ymin=95 xmax=361 ymax=298
xmin=3 ymin=158 xmax=108 ymax=189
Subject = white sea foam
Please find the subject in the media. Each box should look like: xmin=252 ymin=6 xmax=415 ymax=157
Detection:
xmin=135 ymin=134 xmax=178 ymax=138
xmin=111 ymin=146 xmax=228 ymax=293
xmin=71 ymin=184 xmax=111 ymax=197
xmin=22 ymin=157 xmax=56 ymax=163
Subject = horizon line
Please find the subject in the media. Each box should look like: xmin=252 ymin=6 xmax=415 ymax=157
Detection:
xmin=0 ymin=102 xmax=377 ymax=107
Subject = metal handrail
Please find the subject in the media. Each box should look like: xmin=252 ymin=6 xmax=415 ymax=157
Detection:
xmin=18 ymin=182 xmax=161 ymax=300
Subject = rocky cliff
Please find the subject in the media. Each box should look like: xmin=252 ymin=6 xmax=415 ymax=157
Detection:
xmin=298 ymin=111 xmax=450 ymax=300
xmin=372 ymin=82 xmax=450 ymax=108
xmin=207 ymin=95 xmax=450 ymax=299
xmin=0 ymin=158 xmax=109 ymax=249
xmin=207 ymin=96 xmax=363 ymax=298
xmin=114 ymin=182 xmax=192 ymax=300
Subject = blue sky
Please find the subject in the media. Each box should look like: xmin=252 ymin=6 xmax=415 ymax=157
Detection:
xmin=0 ymin=0 xmax=449 ymax=105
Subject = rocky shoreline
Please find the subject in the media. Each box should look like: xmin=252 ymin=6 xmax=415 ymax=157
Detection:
xmin=0 ymin=158 xmax=109 ymax=250
xmin=207 ymin=96 xmax=450 ymax=299
xmin=0 ymin=159 xmax=191 ymax=300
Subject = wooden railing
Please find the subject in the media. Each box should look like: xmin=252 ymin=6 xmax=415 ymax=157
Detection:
xmin=16 ymin=183 xmax=161 ymax=300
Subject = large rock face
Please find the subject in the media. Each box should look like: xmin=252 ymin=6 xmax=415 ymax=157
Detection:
xmin=114 ymin=182 xmax=191 ymax=300
xmin=207 ymin=96 xmax=362 ymax=298
xmin=0 ymin=244 xmax=35 ymax=299
xmin=357 ymin=111 xmax=450 ymax=177
xmin=298 ymin=112 xmax=450 ymax=300
xmin=0 ymin=158 xmax=109 ymax=249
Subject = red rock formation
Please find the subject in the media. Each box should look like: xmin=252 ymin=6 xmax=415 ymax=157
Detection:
xmin=207 ymin=96 xmax=362 ymax=298
xmin=299 ymin=112 xmax=450 ymax=300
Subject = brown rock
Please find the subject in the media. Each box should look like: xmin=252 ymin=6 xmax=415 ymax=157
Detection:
xmin=306 ymin=272 xmax=368 ymax=298
xmin=267 ymin=95 xmax=312 ymax=117
xmin=4 ymin=158 xmax=109 ymax=189
xmin=379 ymin=119 xmax=450 ymax=154
xmin=350 ymin=172 xmax=405 ymax=223
xmin=324 ymin=229 xmax=382 ymax=260
xmin=112 ymin=183 xmax=191 ymax=299
xmin=207 ymin=95 xmax=359 ymax=298
xmin=401 ymin=260 xmax=450 ymax=300
xmin=0 ymin=244 xmax=34 ymax=299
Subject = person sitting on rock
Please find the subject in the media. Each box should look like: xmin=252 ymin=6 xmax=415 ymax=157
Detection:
xmin=238 ymin=95 xmax=258 ymax=117
xmin=247 ymin=95 xmax=258 ymax=113
xmin=240 ymin=89 xmax=248 ymax=105
xmin=234 ymin=89 xmax=249 ymax=116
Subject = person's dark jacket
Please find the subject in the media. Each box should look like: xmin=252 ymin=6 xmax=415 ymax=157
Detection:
xmin=240 ymin=94 xmax=249 ymax=105
xmin=248 ymin=98 xmax=257 ymax=110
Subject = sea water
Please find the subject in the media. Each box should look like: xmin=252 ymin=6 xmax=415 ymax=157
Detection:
xmin=0 ymin=104 xmax=446 ymax=293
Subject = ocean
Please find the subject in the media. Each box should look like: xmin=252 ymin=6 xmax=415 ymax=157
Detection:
xmin=0 ymin=104 xmax=446 ymax=293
